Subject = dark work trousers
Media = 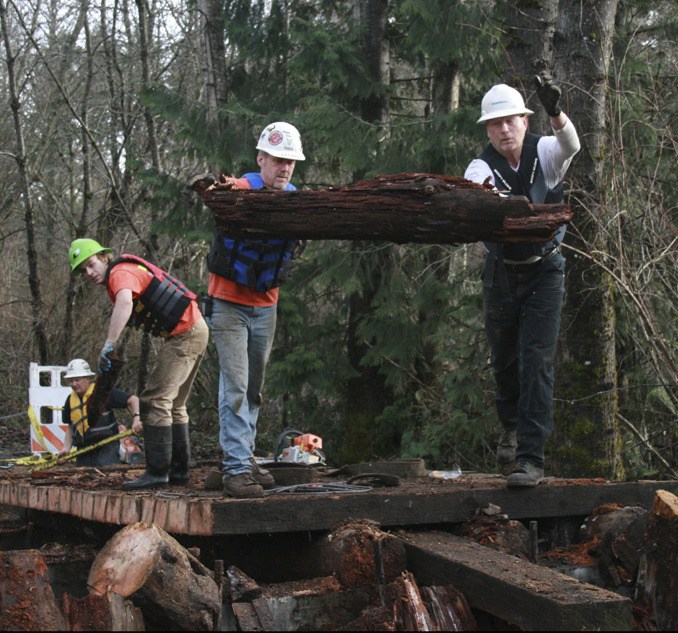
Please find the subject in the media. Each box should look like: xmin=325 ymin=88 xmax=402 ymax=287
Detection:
xmin=75 ymin=440 xmax=119 ymax=467
xmin=483 ymin=251 xmax=565 ymax=468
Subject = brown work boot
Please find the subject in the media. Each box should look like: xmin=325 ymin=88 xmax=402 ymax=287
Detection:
xmin=496 ymin=429 xmax=517 ymax=475
xmin=222 ymin=472 xmax=265 ymax=498
xmin=506 ymin=461 xmax=544 ymax=488
xmin=250 ymin=458 xmax=275 ymax=489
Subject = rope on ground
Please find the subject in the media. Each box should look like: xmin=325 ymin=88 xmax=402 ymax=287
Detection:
xmin=265 ymin=482 xmax=373 ymax=495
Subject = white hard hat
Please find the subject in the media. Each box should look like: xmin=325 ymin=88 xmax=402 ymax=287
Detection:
xmin=256 ymin=122 xmax=306 ymax=161
xmin=477 ymin=84 xmax=534 ymax=123
xmin=64 ymin=358 xmax=95 ymax=379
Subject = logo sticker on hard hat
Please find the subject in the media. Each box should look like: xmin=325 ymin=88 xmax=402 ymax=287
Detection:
xmin=268 ymin=131 xmax=283 ymax=146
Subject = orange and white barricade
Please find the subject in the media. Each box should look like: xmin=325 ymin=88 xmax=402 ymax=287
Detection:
xmin=29 ymin=363 xmax=71 ymax=455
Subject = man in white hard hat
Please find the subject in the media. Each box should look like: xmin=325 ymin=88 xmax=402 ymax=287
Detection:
xmin=465 ymin=75 xmax=580 ymax=487
xmin=203 ymin=121 xmax=307 ymax=498
xmin=59 ymin=359 xmax=140 ymax=467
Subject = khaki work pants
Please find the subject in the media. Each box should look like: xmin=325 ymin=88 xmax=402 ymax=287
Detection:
xmin=140 ymin=316 xmax=209 ymax=428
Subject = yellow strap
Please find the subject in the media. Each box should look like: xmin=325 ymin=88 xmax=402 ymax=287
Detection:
xmin=28 ymin=404 xmax=49 ymax=452
xmin=0 ymin=455 xmax=50 ymax=465
xmin=32 ymin=429 xmax=134 ymax=471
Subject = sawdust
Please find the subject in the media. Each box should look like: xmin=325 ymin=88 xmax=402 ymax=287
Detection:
xmin=542 ymin=536 xmax=602 ymax=566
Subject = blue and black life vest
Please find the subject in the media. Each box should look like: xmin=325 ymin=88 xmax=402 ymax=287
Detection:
xmin=106 ymin=254 xmax=196 ymax=337
xmin=206 ymin=172 xmax=307 ymax=292
xmin=480 ymin=133 xmax=565 ymax=261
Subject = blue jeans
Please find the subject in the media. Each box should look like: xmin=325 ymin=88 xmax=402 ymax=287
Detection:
xmin=208 ymin=299 xmax=277 ymax=475
xmin=483 ymin=252 xmax=565 ymax=467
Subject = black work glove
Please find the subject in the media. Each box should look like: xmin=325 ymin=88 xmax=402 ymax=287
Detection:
xmin=534 ymin=73 xmax=562 ymax=117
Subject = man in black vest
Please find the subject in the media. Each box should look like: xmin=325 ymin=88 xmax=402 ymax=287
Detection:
xmin=465 ymin=75 xmax=580 ymax=487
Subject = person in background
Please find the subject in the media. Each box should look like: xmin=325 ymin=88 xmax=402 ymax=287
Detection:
xmin=59 ymin=358 xmax=140 ymax=467
xmin=464 ymin=74 xmax=580 ymax=487
xmin=67 ymin=239 xmax=209 ymax=489
xmin=203 ymin=121 xmax=307 ymax=498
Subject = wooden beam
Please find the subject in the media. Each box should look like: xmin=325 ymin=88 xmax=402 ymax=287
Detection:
xmin=195 ymin=173 xmax=573 ymax=245
xmin=1 ymin=477 xmax=674 ymax=537
xmin=403 ymin=531 xmax=632 ymax=631
xmin=209 ymin=478 xmax=675 ymax=535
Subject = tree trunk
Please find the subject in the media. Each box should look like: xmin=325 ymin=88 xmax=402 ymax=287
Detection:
xmin=342 ymin=0 xmax=394 ymax=463
xmin=135 ymin=0 xmax=164 ymax=391
xmin=500 ymin=0 xmax=560 ymax=134
xmin=0 ymin=549 xmax=67 ymax=631
xmin=61 ymin=592 xmax=145 ymax=631
xmin=198 ymin=0 xmax=228 ymax=176
xmin=353 ymin=0 xmax=390 ymax=126
xmin=551 ymin=0 xmax=623 ymax=479
xmin=635 ymin=490 xmax=678 ymax=630
xmin=0 ymin=0 xmax=49 ymax=364
xmin=88 ymin=522 xmax=220 ymax=631
xmin=315 ymin=518 xmax=407 ymax=593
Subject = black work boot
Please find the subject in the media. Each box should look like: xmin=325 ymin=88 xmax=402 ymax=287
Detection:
xmin=496 ymin=429 xmax=518 ymax=476
xmin=122 ymin=425 xmax=172 ymax=490
xmin=169 ymin=424 xmax=191 ymax=485
xmin=506 ymin=460 xmax=544 ymax=488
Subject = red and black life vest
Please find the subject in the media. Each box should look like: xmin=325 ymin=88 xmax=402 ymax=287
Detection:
xmin=106 ymin=254 xmax=196 ymax=337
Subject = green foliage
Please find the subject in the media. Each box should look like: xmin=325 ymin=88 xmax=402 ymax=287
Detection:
xmin=124 ymin=0 xmax=677 ymax=478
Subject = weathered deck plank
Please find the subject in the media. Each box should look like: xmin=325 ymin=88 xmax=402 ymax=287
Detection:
xmin=209 ymin=478 xmax=677 ymax=535
xmin=403 ymin=531 xmax=632 ymax=631
xmin=1 ymin=475 xmax=674 ymax=537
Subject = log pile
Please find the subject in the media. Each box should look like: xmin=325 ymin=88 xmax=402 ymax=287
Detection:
xmin=193 ymin=172 xmax=573 ymax=245
xmin=225 ymin=520 xmax=478 ymax=631
xmin=3 ymin=493 xmax=677 ymax=631
xmin=0 ymin=522 xmax=220 ymax=631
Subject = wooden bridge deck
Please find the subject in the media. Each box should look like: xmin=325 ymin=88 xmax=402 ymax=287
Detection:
xmin=1 ymin=465 xmax=673 ymax=537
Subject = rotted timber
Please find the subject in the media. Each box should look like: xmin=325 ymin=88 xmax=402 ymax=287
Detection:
xmin=194 ymin=172 xmax=573 ymax=245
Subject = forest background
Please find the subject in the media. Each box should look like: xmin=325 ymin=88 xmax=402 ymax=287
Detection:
xmin=0 ymin=0 xmax=676 ymax=479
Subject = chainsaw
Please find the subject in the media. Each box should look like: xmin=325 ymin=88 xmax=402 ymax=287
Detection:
xmin=117 ymin=425 xmax=143 ymax=464
xmin=275 ymin=429 xmax=325 ymax=465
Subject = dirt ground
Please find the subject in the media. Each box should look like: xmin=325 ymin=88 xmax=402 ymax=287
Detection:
xmin=0 ymin=417 xmax=29 ymax=458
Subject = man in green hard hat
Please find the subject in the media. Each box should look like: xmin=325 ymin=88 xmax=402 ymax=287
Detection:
xmin=68 ymin=238 xmax=209 ymax=490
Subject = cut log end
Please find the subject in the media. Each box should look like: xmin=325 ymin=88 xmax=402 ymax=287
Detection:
xmin=88 ymin=522 xmax=162 ymax=596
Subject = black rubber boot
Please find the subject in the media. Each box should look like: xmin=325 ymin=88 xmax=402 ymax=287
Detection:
xmin=169 ymin=424 xmax=191 ymax=485
xmin=122 ymin=425 xmax=172 ymax=490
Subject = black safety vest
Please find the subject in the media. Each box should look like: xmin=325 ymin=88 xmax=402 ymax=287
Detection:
xmin=480 ymin=133 xmax=565 ymax=261
xmin=106 ymin=254 xmax=196 ymax=337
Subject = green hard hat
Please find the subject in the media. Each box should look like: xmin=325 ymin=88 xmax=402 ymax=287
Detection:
xmin=68 ymin=238 xmax=111 ymax=273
